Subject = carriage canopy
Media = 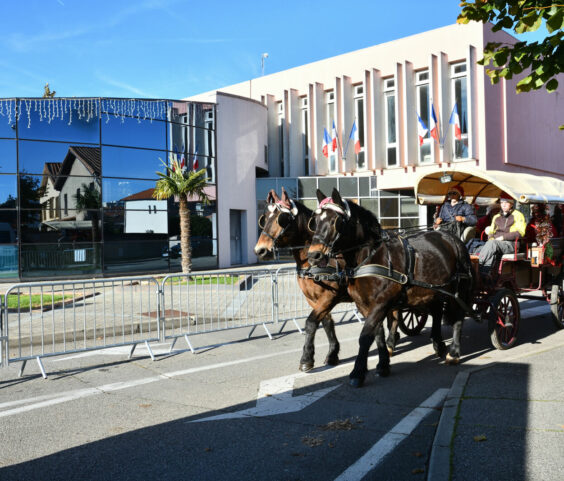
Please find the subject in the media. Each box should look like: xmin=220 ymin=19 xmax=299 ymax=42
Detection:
xmin=414 ymin=168 xmax=564 ymax=206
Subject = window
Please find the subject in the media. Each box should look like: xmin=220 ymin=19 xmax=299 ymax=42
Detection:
xmin=325 ymin=92 xmax=337 ymax=173
xmin=416 ymin=71 xmax=432 ymax=164
xmin=384 ymin=79 xmax=397 ymax=167
xmin=354 ymin=85 xmax=365 ymax=170
xmin=300 ymin=97 xmax=309 ymax=175
xmin=277 ymin=102 xmax=284 ymax=176
xmin=451 ymin=62 xmax=469 ymax=159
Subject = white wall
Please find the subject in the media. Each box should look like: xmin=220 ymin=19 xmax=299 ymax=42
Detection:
xmin=214 ymin=92 xmax=267 ymax=267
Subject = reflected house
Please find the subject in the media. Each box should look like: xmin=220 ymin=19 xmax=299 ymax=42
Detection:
xmin=39 ymin=162 xmax=62 ymax=222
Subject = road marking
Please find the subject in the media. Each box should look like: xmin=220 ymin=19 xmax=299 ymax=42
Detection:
xmin=334 ymin=388 xmax=449 ymax=481
xmin=190 ymin=372 xmax=339 ymax=422
xmin=0 ymin=339 xmax=362 ymax=418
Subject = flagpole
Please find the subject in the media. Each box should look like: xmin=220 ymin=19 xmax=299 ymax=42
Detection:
xmin=343 ymin=120 xmax=354 ymax=159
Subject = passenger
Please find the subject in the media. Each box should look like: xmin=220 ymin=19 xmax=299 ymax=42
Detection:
xmin=478 ymin=192 xmax=526 ymax=273
xmin=551 ymin=204 xmax=564 ymax=237
xmin=434 ymin=185 xmax=477 ymax=238
xmin=467 ymin=203 xmax=500 ymax=254
xmin=525 ymin=203 xmax=557 ymax=246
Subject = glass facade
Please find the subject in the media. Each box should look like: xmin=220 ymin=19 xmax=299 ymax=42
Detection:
xmin=0 ymin=97 xmax=217 ymax=280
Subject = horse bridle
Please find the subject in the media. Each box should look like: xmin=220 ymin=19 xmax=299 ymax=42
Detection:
xmin=309 ymin=198 xmax=352 ymax=256
xmin=258 ymin=200 xmax=298 ymax=247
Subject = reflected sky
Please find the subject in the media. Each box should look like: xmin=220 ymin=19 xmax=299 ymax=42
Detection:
xmin=0 ymin=139 xmax=17 ymax=173
xmin=0 ymin=175 xmax=17 ymax=207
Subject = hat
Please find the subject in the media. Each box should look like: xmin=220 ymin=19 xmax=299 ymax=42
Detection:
xmin=448 ymin=185 xmax=464 ymax=197
xmin=499 ymin=192 xmax=514 ymax=203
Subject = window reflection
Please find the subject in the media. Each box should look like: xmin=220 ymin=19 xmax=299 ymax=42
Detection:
xmin=17 ymin=98 xmax=100 ymax=144
xmin=21 ymin=242 xmax=102 ymax=278
xmin=0 ymin=99 xmax=17 ymax=138
xmin=104 ymin=240 xmax=169 ymax=274
xmin=102 ymin=178 xmax=159 ymax=206
xmin=19 ymin=141 xmax=101 ymax=176
xmin=0 ymin=210 xmax=17 ymax=243
xmin=21 ymin=209 xmax=101 ymax=243
xmin=102 ymin=146 xmax=166 ymax=179
xmin=0 ymin=139 xmax=17 ymax=173
xmin=0 ymin=175 xmax=17 ymax=207
xmin=101 ymin=115 xmax=166 ymax=150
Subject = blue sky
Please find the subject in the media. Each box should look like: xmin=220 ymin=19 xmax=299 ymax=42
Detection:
xmin=0 ymin=0 xmax=547 ymax=100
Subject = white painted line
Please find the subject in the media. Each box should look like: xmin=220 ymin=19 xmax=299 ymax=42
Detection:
xmin=190 ymin=372 xmax=339 ymax=422
xmin=334 ymin=388 xmax=449 ymax=481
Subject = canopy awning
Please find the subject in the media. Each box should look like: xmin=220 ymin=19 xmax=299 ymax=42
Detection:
xmin=414 ymin=168 xmax=564 ymax=205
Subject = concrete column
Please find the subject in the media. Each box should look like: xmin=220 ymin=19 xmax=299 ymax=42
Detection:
xmin=402 ymin=60 xmax=416 ymax=167
xmin=287 ymin=88 xmax=302 ymax=177
xmin=369 ymin=68 xmax=384 ymax=170
xmin=312 ymin=82 xmax=327 ymax=175
xmin=282 ymin=90 xmax=289 ymax=177
xmin=429 ymin=54 xmax=440 ymax=164
xmin=339 ymin=75 xmax=354 ymax=172
xmin=395 ymin=63 xmax=404 ymax=168
xmin=438 ymin=51 xmax=451 ymax=164
xmin=467 ymin=45 xmax=478 ymax=161
xmin=266 ymin=94 xmax=281 ymax=177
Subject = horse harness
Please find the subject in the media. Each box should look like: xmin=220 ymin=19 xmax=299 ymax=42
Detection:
xmin=314 ymin=198 xmax=471 ymax=300
xmin=259 ymin=199 xmax=299 ymax=247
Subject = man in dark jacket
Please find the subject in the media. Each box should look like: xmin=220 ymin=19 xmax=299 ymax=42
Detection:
xmin=434 ymin=185 xmax=477 ymax=238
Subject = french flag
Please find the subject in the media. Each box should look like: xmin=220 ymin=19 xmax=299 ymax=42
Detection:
xmin=430 ymin=105 xmax=439 ymax=141
xmin=192 ymin=148 xmax=199 ymax=170
xmin=180 ymin=145 xmax=186 ymax=170
xmin=417 ymin=114 xmax=428 ymax=146
xmin=331 ymin=120 xmax=337 ymax=152
xmin=449 ymin=104 xmax=462 ymax=140
xmin=322 ymin=128 xmax=330 ymax=158
xmin=349 ymin=120 xmax=361 ymax=154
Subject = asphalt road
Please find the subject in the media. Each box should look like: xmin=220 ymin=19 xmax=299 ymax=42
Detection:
xmin=0 ymin=299 xmax=562 ymax=481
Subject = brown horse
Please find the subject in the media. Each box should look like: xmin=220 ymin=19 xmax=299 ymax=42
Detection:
xmin=254 ymin=188 xmax=400 ymax=372
xmin=307 ymin=188 xmax=474 ymax=387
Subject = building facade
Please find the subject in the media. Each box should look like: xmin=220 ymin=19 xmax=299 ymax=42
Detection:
xmin=0 ymin=98 xmax=219 ymax=280
xmin=189 ymin=23 xmax=564 ymax=265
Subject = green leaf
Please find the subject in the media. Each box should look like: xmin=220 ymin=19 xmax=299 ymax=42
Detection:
xmin=546 ymin=78 xmax=559 ymax=92
xmin=493 ymin=50 xmax=508 ymax=66
xmin=546 ymin=10 xmax=564 ymax=33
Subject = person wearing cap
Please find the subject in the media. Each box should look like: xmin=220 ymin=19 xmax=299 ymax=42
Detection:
xmin=434 ymin=185 xmax=477 ymax=237
xmin=478 ymin=192 xmax=526 ymax=273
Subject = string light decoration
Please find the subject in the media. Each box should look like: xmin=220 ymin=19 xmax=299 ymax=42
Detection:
xmin=0 ymin=98 xmax=171 ymax=128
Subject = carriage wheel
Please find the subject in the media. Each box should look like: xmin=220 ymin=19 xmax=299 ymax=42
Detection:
xmin=488 ymin=288 xmax=520 ymax=350
xmin=397 ymin=309 xmax=428 ymax=336
xmin=550 ymin=280 xmax=563 ymax=330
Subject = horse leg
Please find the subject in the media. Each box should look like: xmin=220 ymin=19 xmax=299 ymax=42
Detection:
xmin=385 ymin=310 xmax=400 ymax=356
xmin=430 ymin=301 xmax=447 ymax=358
xmin=446 ymin=303 xmax=463 ymax=365
xmin=299 ymin=310 xmax=323 ymax=372
xmin=375 ymin=321 xmax=391 ymax=377
xmin=321 ymin=314 xmax=340 ymax=366
xmin=349 ymin=310 xmax=389 ymax=388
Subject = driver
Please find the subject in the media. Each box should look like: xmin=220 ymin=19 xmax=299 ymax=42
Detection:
xmin=434 ymin=185 xmax=477 ymax=237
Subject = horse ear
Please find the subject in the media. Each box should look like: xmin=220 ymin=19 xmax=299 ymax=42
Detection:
xmin=281 ymin=187 xmax=290 ymax=203
xmin=266 ymin=190 xmax=275 ymax=203
xmin=331 ymin=188 xmax=343 ymax=206
xmin=271 ymin=190 xmax=281 ymax=203
xmin=316 ymin=189 xmax=326 ymax=203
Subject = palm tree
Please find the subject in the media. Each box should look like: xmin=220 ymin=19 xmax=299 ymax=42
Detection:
xmin=153 ymin=159 xmax=209 ymax=273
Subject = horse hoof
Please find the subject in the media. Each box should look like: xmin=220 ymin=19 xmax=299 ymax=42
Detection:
xmin=376 ymin=366 xmax=391 ymax=377
xmin=299 ymin=363 xmax=314 ymax=372
xmin=349 ymin=378 xmax=364 ymax=388
xmin=445 ymin=353 xmax=460 ymax=365
xmin=325 ymin=355 xmax=339 ymax=366
xmin=387 ymin=347 xmax=394 ymax=357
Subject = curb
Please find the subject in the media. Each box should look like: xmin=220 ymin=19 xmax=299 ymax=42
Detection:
xmin=427 ymin=337 xmax=564 ymax=481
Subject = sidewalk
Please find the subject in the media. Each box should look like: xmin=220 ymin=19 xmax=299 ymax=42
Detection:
xmin=429 ymin=342 xmax=564 ymax=481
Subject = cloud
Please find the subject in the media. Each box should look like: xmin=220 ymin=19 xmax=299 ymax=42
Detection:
xmin=5 ymin=0 xmax=183 ymax=52
xmin=96 ymin=73 xmax=154 ymax=98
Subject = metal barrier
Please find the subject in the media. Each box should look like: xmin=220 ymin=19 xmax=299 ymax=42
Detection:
xmin=2 ymin=276 xmax=161 ymax=378
xmin=160 ymin=270 xmax=276 ymax=352
xmin=0 ymin=265 xmax=360 ymax=378
xmin=273 ymin=266 xmax=362 ymax=331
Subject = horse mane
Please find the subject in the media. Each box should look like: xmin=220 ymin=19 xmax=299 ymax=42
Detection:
xmin=293 ymin=199 xmax=313 ymax=238
xmin=348 ymin=200 xmax=383 ymax=242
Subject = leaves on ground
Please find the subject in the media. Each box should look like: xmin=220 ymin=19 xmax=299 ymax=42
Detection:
xmin=473 ymin=434 xmax=487 ymax=442
xmin=412 ymin=468 xmax=425 ymax=474
xmin=319 ymin=417 xmax=363 ymax=431
xmin=301 ymin=435 xmax=324 ymax=447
